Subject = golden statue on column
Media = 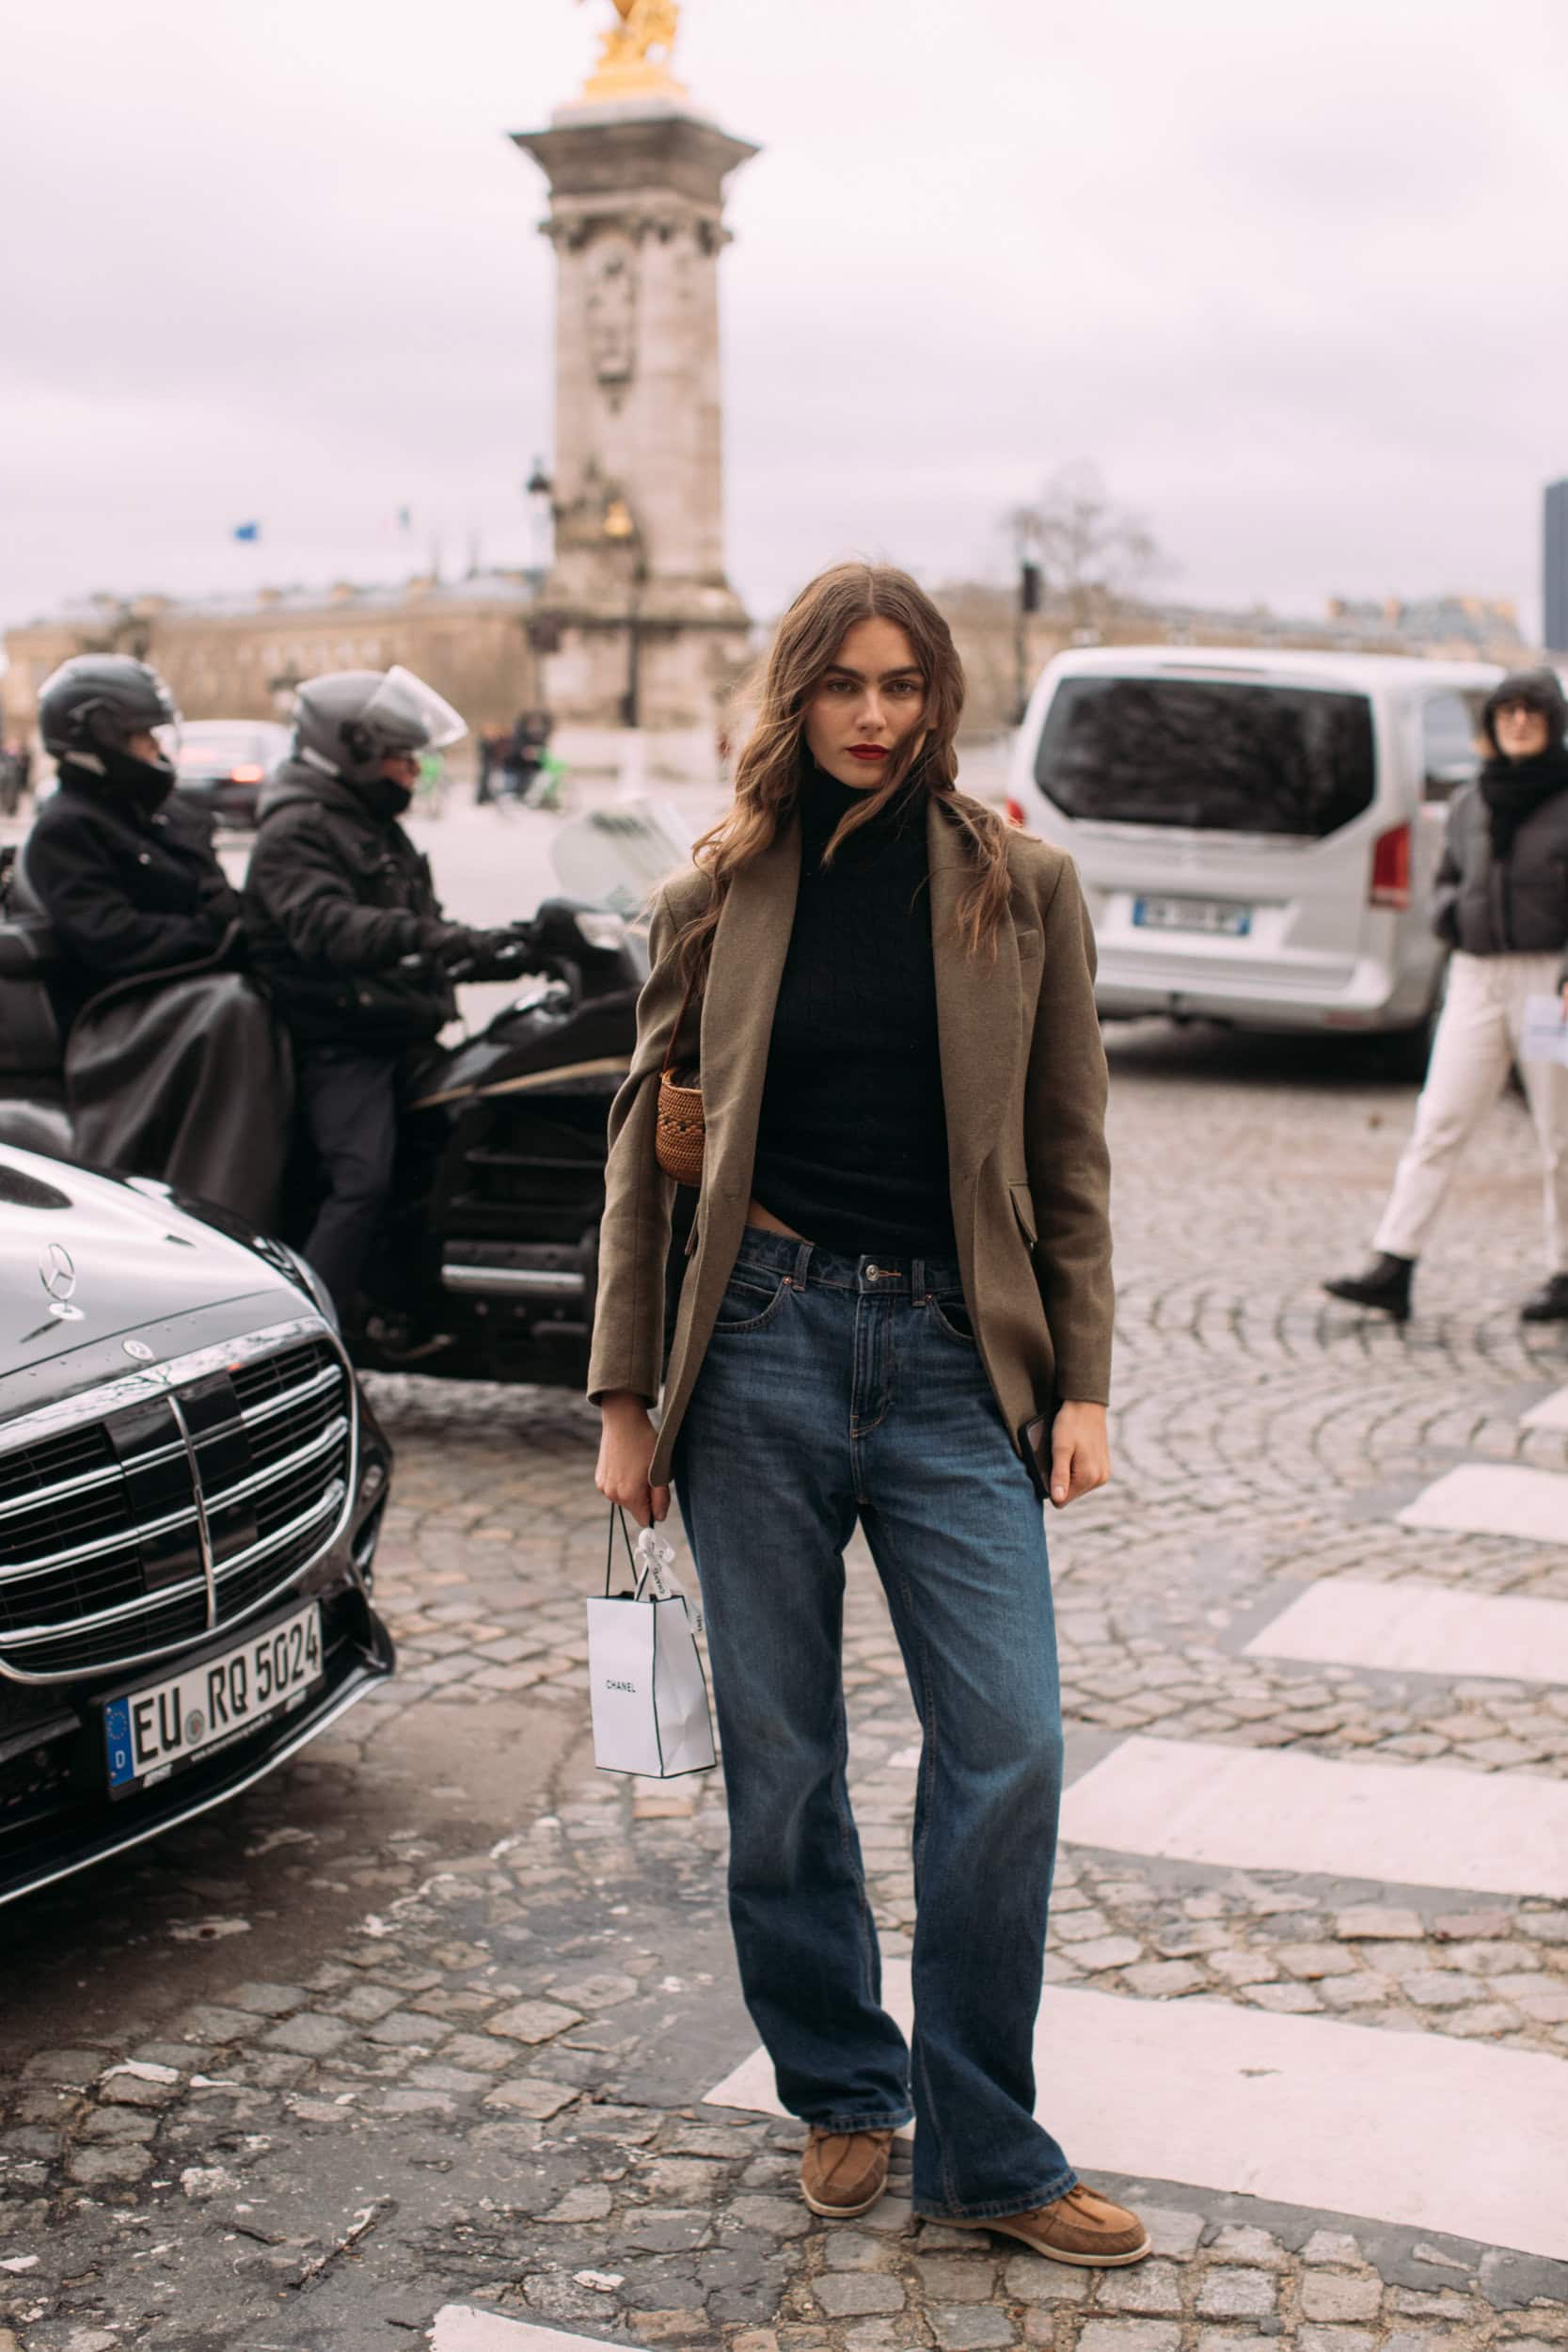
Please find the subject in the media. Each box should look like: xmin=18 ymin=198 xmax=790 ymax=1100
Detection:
xmin=577 ymin=0 xmax=686 ymax=102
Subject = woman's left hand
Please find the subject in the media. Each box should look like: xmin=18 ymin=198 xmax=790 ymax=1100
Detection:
xmin=1049 ymin=1401 xmax=1112 ymax=1508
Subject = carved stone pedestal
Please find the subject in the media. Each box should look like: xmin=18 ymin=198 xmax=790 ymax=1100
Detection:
xmin=512 ymin=97 xmax=759 ymax=783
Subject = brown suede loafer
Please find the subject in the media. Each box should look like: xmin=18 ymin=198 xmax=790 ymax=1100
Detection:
xmin=956 ymin=2182 xmax=1150 ymax=2266
xmin=800 ymin=2125 xmax=896 ymax=2218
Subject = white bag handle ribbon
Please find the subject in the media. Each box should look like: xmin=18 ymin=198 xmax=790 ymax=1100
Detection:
xmin=634 ymin=1524 xmax=705 ymax=1633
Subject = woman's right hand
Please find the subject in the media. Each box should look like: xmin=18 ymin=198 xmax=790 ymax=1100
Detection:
xmin=595 ymin=1393 xmax=670 ymax=1526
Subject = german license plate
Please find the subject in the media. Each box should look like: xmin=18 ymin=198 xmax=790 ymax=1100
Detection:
xmin=103 ymin=1602 xmax=324 ymax=1796
xmin=1132 ymin=895 xmax=1253 ymax=937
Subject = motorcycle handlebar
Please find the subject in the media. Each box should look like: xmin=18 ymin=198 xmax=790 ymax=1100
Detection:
xmin=398 ymin=920 xmax=542 ymax=980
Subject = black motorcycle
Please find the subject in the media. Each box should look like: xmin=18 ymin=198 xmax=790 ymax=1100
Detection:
xmin=348 ymin=893 xmax=644 ymax=1383
xmin=0 ymin=820 xmax=682 ymax=1391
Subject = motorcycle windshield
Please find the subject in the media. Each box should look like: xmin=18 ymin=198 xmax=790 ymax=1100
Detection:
xmin=550 ymin=799 xmax=697 ymax=917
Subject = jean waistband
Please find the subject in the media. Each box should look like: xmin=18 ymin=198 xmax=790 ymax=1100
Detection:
xmin=734 ymin=1227 xmax=963 ymax=1295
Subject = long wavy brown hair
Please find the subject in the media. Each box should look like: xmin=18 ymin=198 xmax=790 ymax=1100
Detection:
xmin=676 ymin=563 xmax=1012 ymax=979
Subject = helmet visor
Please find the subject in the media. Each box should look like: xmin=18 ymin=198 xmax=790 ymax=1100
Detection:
xmin=359 ymin=665 xmax=467 ymax=755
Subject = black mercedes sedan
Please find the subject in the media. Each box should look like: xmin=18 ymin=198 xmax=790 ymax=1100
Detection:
xmin=0 ymin=1142 xmax=394 ymax=1906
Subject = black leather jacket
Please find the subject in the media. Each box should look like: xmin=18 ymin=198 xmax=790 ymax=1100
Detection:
xmin=24 ymin=769 xmax=242 ymax=1030
xmin=1431 ymin=780 xmax=1568 ymax=979
xmin=243 ymin=762 xmax=464 ymax=1048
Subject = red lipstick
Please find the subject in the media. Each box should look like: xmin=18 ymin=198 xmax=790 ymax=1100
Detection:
xmin=848 ymin=746 xmax=888 ymax=762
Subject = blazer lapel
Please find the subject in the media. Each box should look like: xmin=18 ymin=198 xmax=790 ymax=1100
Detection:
xmin=700 ymin=818 xmax=801 ymax=1201
xmin=928 ymin=793 xmax=1022 ymax=1182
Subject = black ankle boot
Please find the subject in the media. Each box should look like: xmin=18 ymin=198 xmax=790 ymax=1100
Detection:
xmin=1520 ymin=1273 xmax=1568 ymax=1324
xmin=1323 ymin=1252 xmax=1415 ymax=1322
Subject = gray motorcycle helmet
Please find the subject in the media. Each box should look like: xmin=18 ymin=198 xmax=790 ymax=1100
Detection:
xmin=292 ymin=665 xmax=467 ymax=787
xmin=38 ymin=655 xmax=180 ymax=771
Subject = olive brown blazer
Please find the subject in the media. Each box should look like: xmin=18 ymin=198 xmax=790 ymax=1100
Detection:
xmin=588 ymin=790 xmax=1114 ymax=1486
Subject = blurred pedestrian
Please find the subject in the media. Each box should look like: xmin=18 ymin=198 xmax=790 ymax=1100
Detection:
xmin=500 ymin=707 xmax=552 ymax=803
xmin=593 ymin=563 xmax=1148 ymax=2266
xmin=1324 ymin=667 xmax=1568 ymax=1324
xmin=475 ymin=725 xmax=507 ymax=805
xmin=0 ymin=740 xmax=29 ymax=818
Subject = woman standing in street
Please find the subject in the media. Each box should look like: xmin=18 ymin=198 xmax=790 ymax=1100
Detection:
xmin=1325 ymin=668 xmax=1568 ymax=1324
xmin=592 ymin=564 xmax=1148 ymax=2266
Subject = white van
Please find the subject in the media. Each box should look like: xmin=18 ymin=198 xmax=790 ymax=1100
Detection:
xmin=1006 ymin=647 xmax=1501 ymax=1054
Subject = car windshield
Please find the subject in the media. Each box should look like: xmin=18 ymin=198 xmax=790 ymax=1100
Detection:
xmin=1036 ymin=675 xmax=1377 ymax=837
xmin=176 ymin=724 xmax=280 ymax=774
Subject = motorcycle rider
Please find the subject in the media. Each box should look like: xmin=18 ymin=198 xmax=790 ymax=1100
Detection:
xmin=24 ymin=654 xmax=291 ymax=1224
xmin=244 ymin=665 xmax=525 ymax=1319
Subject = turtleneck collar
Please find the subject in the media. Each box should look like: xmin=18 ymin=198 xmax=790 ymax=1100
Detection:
xmin=797 ymin=754 xmax=927 ymax=859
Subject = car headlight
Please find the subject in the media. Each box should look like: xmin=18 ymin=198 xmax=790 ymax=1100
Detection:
xmin=575 ymin=910 xmax=626 ymax=952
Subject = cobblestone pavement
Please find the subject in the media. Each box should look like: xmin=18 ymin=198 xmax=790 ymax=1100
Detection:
xmin=2 ymin=1022 xmax=1566 ymax=2352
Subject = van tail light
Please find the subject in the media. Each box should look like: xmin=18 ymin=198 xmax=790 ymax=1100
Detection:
xmin=230 ymin=764 xmax=265 ymax=784
xmin=1005 ymin=797 xmax=1026 ymax=829
xmin=1370 ymin=823 xmax=1411 ymax=911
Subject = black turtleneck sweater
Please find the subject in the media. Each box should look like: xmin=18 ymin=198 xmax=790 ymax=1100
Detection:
xmin=750 ymin=767 xmax=955 ymax=1258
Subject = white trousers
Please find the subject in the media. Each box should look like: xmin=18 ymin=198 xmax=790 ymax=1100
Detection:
xmin=1375 ymin=951 xmax=1568 ymax=1275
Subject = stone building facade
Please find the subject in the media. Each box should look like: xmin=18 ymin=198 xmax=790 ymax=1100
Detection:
xmin=1 ymin=574 xmax=546 ymax=754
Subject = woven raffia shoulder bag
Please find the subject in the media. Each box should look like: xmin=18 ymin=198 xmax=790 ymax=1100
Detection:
xmin=654 ymin=961 xmax=705 ymax=1185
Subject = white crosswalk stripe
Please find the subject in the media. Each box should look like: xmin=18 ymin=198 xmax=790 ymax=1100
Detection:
xmin=1244 ymin=1574 xmax=1568 ymax=1684
xmin=1060 ymin=1733 xmax=1568 ymax=1899
xmin=1396 ymin=1461 xmax=1568 ymax=1544
xmin=1522 ymin=1385 xmax=1568 ymax=1432
xmin=431 ymin=2311 xmax=628 ymax=2352
xmin=704 ymin=1960 xmax=1568 ymax=2262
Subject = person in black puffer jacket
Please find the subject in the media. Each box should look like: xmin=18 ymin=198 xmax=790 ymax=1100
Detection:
xmin=24 ymin=654 xmax=291 ymax=1225
xmin=1325 ymin=668 xmax=1568 ymax=1325
xmin=245 ymin=666 xmax=523 ymax=1317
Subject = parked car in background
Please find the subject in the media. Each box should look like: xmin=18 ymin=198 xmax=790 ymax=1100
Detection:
xmin=172 ymin=720 xmax=292 ymax=829
xmin=0 ymin=1141 xmax=393 ymax=1906
xmin=1007 ymin=647 xmax=1501 ymax=1063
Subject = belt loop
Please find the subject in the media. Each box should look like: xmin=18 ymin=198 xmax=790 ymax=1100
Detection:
xmin=791 ymin=1240 xmax=812 ymax=1289
xmin=912 ymin=1256 xmax=926 ymax=1299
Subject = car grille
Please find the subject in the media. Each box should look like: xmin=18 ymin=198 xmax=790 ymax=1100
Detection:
xmin=0 ymin=1327 xmax=355 ymax=1682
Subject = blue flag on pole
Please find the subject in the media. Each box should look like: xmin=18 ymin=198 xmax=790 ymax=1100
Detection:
xmin=232 ymin=520 xmax=261 ymax=543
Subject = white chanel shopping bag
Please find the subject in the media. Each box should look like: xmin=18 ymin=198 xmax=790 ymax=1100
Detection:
xmin=587 ymin=1510 xmax=716 ymax=1779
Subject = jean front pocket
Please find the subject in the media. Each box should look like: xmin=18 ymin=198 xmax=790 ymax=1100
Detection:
xmin=712 ymin=1263 xmax=794 ymax=1333
xmin=927 ymin=1292 xmax=978 ymax=1346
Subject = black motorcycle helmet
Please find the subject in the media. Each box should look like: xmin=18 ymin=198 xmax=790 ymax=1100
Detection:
xmin=1481 ymin=667 xmax=1568 ymax=755
xmin=37 ymin=655 xmax=181 ymax=806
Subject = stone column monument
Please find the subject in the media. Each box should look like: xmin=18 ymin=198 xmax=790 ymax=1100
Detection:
xmin=512 ymin=3 xmax=758 ymax=783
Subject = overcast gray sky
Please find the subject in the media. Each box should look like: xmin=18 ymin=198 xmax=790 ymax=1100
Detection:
xmin=3 ymin=0 xmax=1565 ymax=635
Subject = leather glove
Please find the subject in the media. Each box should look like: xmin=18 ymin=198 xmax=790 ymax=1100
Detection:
xmin=433 ymin=925 xmax=532 ymax=979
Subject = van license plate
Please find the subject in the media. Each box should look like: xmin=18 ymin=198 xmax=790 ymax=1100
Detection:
xmin=103 ymin=1602 xmax=324 ymax=1797
xmin=1133 ymin=896 xmax=1252 ymax=937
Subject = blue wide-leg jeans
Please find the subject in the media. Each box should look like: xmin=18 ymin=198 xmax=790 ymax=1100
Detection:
xmin=673 ymin=1228 xmax=1076 ymax=2220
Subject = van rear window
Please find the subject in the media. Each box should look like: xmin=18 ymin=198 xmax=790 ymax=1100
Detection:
xmin=1036 ymin=676 xmax=1376 ymax=837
